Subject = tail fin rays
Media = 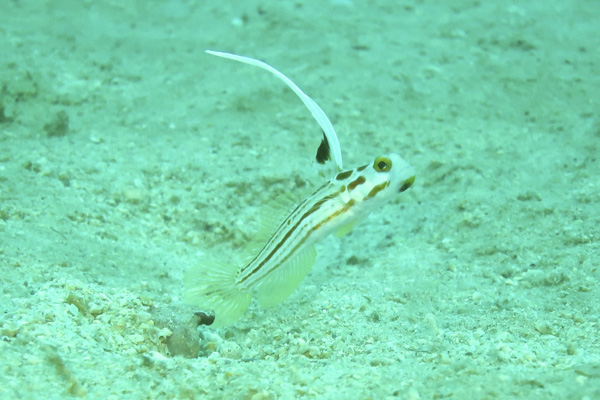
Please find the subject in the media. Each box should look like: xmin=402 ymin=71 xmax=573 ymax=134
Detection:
xmin=184 ymin=259 xmax=252 ymax=328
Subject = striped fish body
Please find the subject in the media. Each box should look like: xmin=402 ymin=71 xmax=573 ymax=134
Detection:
xmin=185 ymin=153 xmax=415 ymax=327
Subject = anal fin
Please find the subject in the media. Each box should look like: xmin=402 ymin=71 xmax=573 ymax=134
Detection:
xmin=335 ymin=220 xmax=357 ymax=237
xmin=256 ymin=245 xmax=317 ymax=308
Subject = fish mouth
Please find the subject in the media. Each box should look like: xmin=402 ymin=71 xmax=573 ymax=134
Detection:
xmin=399 ymin=175 xmax=415 ymax=193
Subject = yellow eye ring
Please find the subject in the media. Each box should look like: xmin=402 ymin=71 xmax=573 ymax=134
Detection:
xmin=373 ymin=156 xmax=392 ymax=172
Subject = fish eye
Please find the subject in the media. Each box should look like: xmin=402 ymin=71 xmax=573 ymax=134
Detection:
xmin=373 ymin=156 xmax=392 ymax=172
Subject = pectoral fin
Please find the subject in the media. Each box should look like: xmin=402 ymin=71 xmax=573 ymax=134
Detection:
xmin=335 ymin=220 xmax=357 ymax=237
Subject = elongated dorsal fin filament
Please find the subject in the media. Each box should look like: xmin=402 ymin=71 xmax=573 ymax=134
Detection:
xmin=205 ymin=50 xmax=344 ymax=170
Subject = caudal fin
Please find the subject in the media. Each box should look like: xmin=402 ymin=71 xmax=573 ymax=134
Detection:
xmin=184 ymin=259 xmax=252 ymax=328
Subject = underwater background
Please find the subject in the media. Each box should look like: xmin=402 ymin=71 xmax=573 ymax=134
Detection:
xmin=0 ymin=1 xmax=598 ymax=399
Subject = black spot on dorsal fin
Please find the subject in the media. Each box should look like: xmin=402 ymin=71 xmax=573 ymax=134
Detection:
xmin=315 ymin=130 xmax=331 ymax=164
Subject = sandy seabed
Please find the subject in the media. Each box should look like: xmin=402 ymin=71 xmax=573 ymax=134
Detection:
xmin=1 ymin=1 xmax=599 ymax=399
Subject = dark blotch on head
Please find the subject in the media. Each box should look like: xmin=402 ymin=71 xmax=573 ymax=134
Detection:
xmin=399 ymin=176 xmax=415 ymax=192
xmin=348 ymin=176 xmax=366 ymax=190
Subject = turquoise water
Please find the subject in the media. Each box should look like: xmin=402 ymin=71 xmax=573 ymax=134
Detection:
xmin=0 ymin=1 xmax=598 ymax=399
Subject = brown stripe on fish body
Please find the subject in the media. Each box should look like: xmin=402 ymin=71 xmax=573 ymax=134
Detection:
xmin=281 ymin=181 xmax=332 ymax=229
xmin=238 ymin=182 xmax=346 ymax=286
xmin=240 ymin=195 xmax=310 ymax=273
xmin=239 ymin=163 xmax=368 ymax=287
xmin=309 ymin=199 xmax=355 ymax=233
xmin=265 ymin=179 xmax=348 ymax=252
xmin=259 ymin=197 xmax=357 ymax=280
xmin=246 ymin=180 xmax=332 ymax=262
